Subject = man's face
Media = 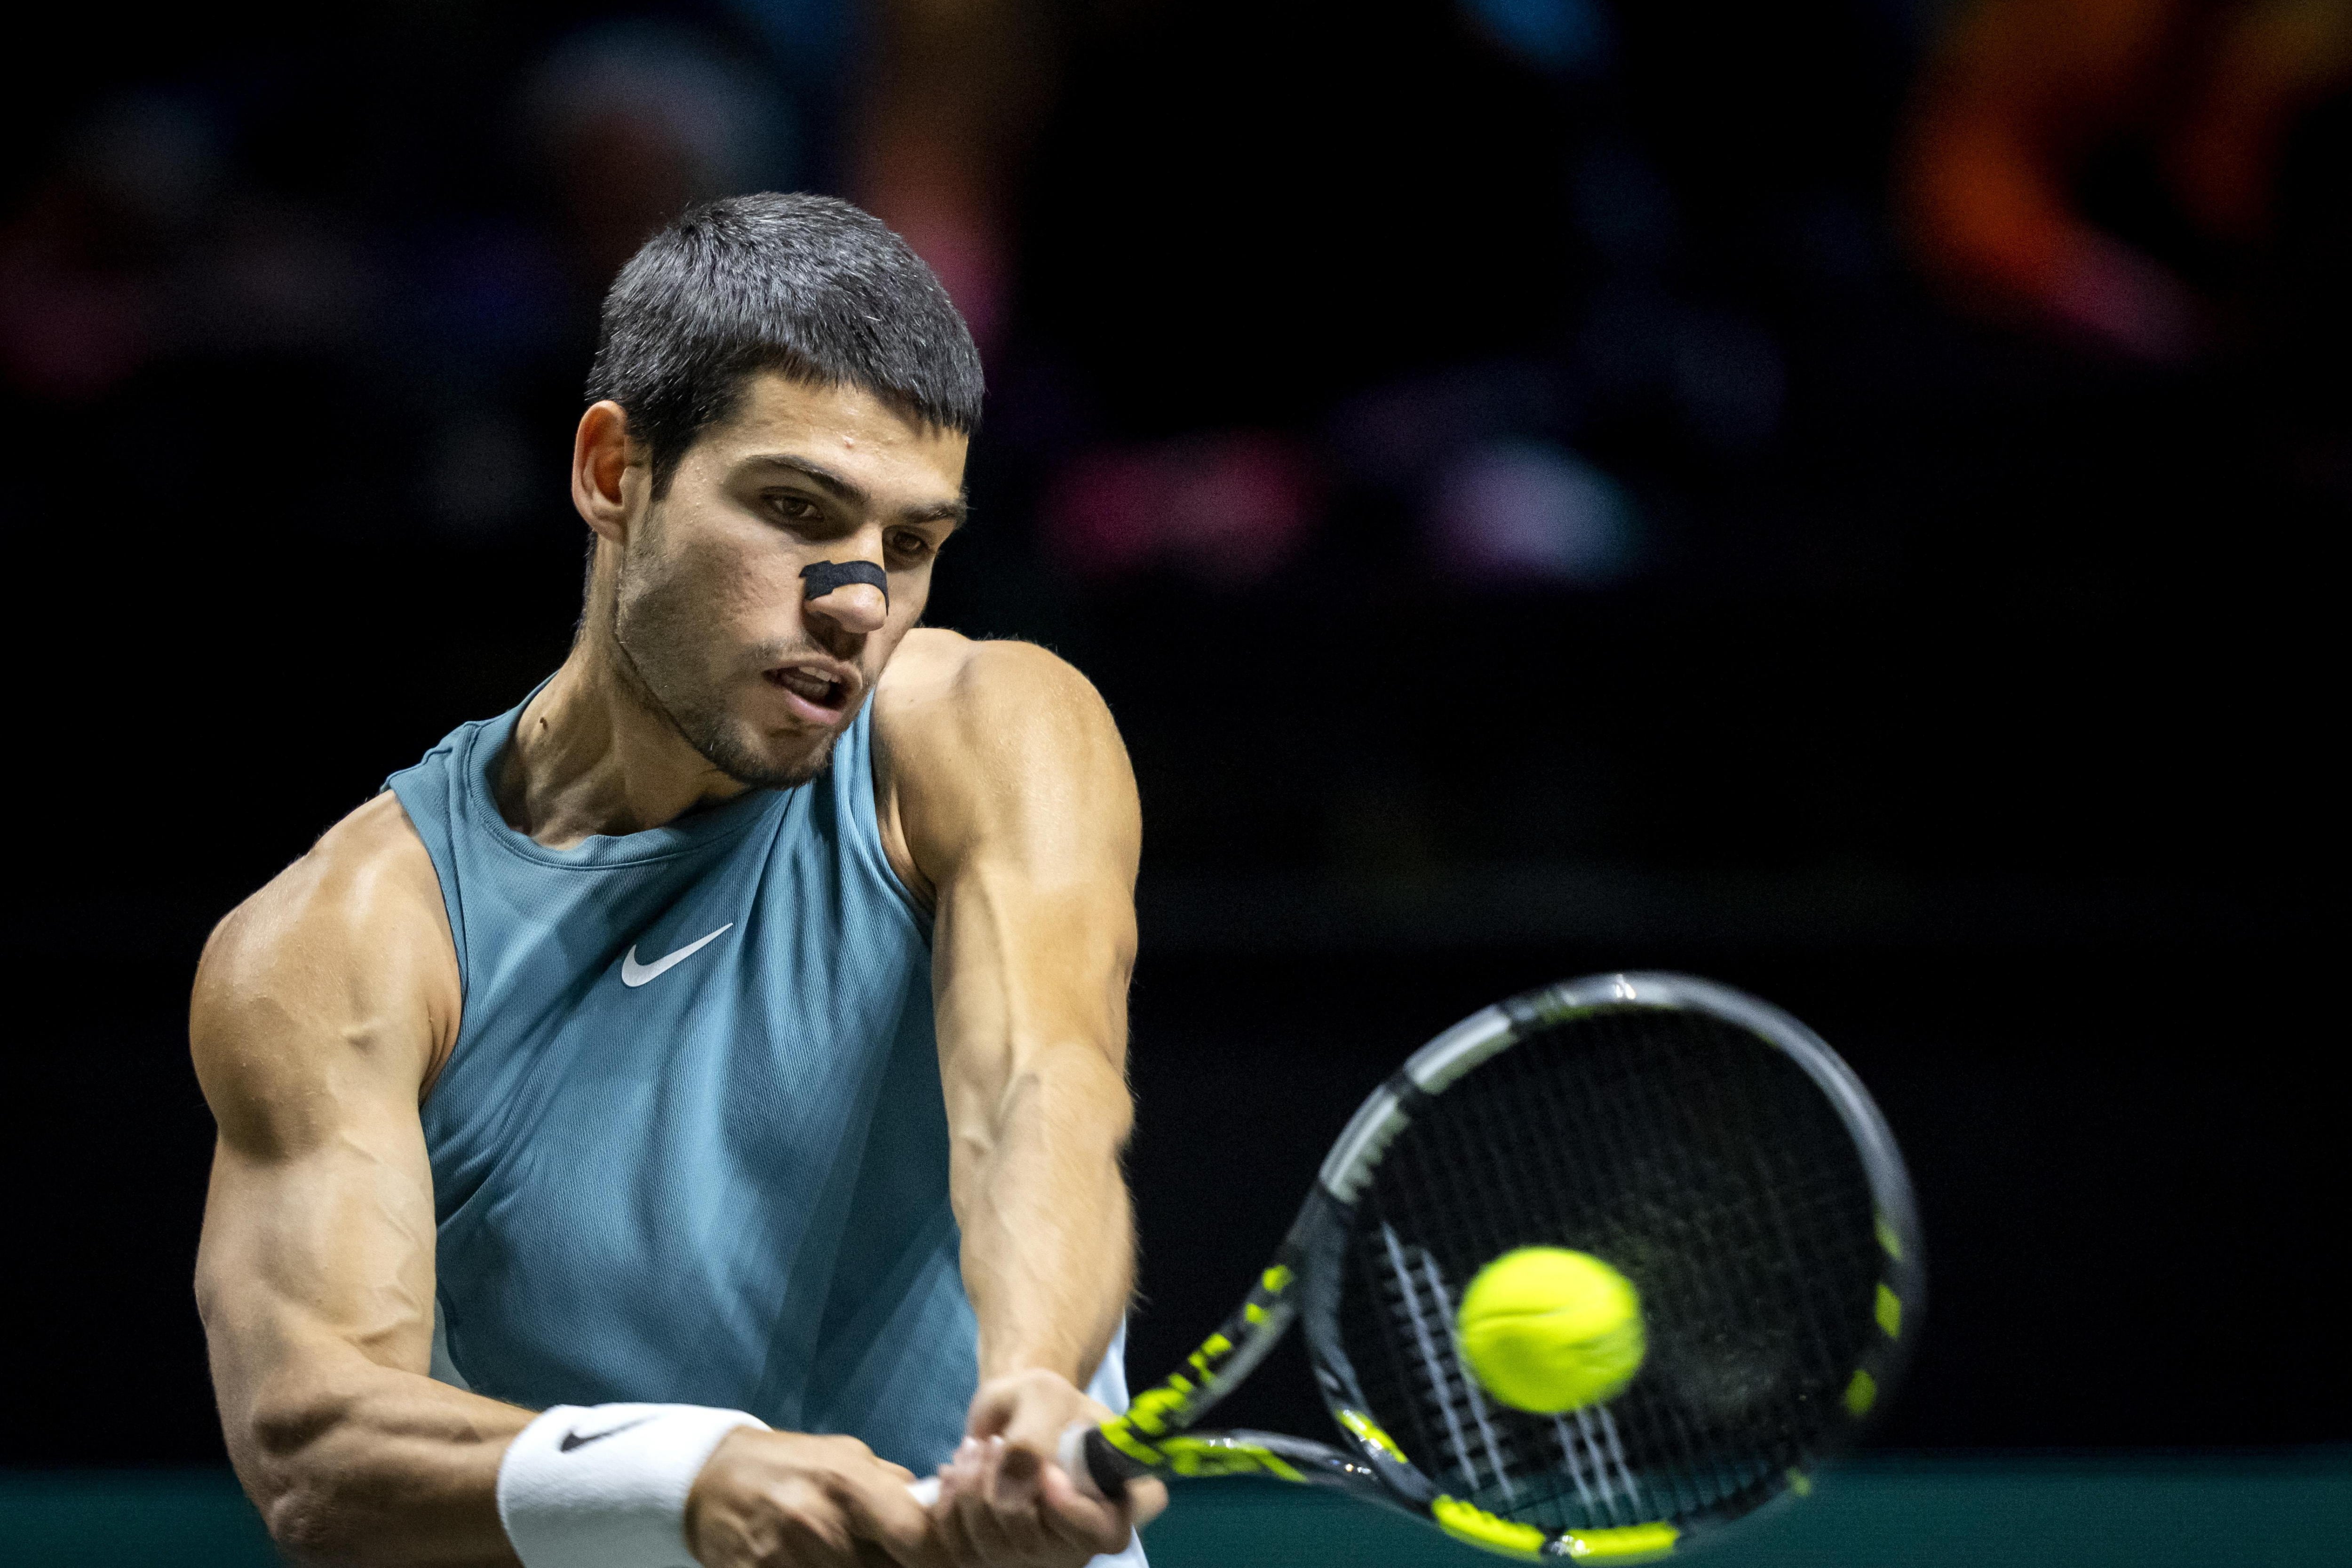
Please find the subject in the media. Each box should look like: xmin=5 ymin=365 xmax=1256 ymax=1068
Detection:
xmin=610 ymin=372 xmax=967 ymax=788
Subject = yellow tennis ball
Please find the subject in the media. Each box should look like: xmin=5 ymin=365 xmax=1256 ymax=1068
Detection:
xmin=1457 ymin=1247 xmax=1646 ymax=1414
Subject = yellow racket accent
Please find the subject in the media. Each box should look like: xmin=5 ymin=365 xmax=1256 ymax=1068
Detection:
xmin=1156 ymin=1436 xmax=1306 ymax=1481
xmin=1432 ymin=1497 xmax=1549 ymax=1560
xmin=1561 ymin=1523 xmax=1681 ymax=1559
xmin=1335 ymin=1407 xmax=1407 ymax=1463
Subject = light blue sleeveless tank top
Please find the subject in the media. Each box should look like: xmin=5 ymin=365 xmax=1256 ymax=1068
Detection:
xmin=387 ymin=693 xmax=1131 ymax=1483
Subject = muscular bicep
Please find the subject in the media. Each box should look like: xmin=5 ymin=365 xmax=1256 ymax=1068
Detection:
xmin=197 ymin=1051 xmax=440 ymax=1385
xmin=192 ymin=798 xmax=460 ymax=1460
xmin=889 ymin=641 xmax=1141 ymax=1109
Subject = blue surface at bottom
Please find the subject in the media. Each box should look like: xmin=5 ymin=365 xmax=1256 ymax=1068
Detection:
xmin=1 ymin=1472 xmax=278 ymax=1567
xmin=5 ymin=1453 xmax=2346 ymax=1567
xmin=1144 ymin=1453 xmax=2352 ymax=1567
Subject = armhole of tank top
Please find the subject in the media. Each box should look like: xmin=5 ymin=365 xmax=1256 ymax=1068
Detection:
xmin=386 ymin=752 xmax=471 ymax=1001
xmin=849 ymin=698 xmax=934 ymax=939
xmin=384 ymin=771 xmax=472 ymax=1109
xmin=428 ymin=1297 xmax=474 ymax=1391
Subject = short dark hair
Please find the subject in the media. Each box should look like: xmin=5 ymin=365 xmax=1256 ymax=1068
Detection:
xmin=585 ymin=192 xmax=983 ymax=493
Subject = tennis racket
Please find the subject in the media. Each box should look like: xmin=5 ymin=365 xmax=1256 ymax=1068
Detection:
xmin=1050 ymin=971 xmax=1923 ymax=1561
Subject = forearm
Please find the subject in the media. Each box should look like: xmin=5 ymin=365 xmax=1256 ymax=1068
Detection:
xmin=221 ymin=1348 xmax=529 ymax=1567
xmin=956 ymin=1039 xmax=1135 ymax=1385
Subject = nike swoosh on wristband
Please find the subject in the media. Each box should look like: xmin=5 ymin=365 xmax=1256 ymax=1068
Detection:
xmin=620 ymin=923 xmax=734 ymax=988
xmin=559 ymin=1415 xmax=657 ymax=1453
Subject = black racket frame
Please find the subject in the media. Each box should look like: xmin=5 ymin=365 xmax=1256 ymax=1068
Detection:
xmin=1072 ymin=973 xmax=1923 ymax=1562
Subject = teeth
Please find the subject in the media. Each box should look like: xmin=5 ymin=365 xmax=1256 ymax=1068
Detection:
xmin=776 ymin=669 xmax=835 ymax=703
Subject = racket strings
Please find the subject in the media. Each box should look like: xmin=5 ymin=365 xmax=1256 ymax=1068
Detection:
xmin=1526 ymin=1012 xmax=1874 ymax=1509
xmin=1608 ymin=1019 xmax=1864 ymax=1435
xmin=1525 ymin=1018 xmax=1866 ymax=1511
xmin=1445 ymin=1017 xmax=1771 ymax=1523
xmin=1379 ymin=1020 xmax=1711 ymax=1521
xmin=1423 ymin=1034 xmax=1681 ymax=1525
xmin=1335 ymin=1010 xmax=1882 ymax=1533
xmin=1529 ymin=1021 xmax=1751 ymax=1523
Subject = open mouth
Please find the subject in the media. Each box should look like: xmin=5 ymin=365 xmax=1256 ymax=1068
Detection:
xmin=764 ymin=663 xmax=853 ymax=721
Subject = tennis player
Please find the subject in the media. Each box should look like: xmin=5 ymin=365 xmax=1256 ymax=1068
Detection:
xmin=192 ymin=193 xmax=1162 ymax=1568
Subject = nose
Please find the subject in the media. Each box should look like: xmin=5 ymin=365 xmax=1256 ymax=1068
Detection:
xmin=804 ymin=576 xmax=889 ymax=636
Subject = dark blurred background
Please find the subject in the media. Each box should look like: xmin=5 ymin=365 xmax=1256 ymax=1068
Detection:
xmin=2 ymin=0 xmax=2342 ymax=1476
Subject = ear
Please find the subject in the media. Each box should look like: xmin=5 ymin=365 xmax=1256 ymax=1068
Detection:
xmin=571 ymin=401 xmax=644 ymax=544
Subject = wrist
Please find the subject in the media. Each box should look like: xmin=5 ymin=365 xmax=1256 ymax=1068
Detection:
xmin=977 ymin=1325 xmax=1107 ymax=1382
xmin=976 ymin=1361 xmax=1082 ymax=1393
xmin=497 ymin=1403 xmax=766 ymax=1568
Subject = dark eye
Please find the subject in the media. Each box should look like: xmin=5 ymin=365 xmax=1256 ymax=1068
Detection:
xmin=771 ymin=493 xmax=821 ymax=523
xmin=887 ymin=531 xmax=935 ymax=559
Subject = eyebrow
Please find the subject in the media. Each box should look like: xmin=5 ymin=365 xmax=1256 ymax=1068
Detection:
xmin=744 ymin=453 xmax=968 ymax=527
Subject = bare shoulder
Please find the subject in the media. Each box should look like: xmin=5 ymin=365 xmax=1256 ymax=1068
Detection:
xmin=876 ymin=627 xmax=1104 ymax=715
xmin=193 ymin=792 xmax=461 ymax=1138
xmin=198 ymin=792 xmax=450 ymax=1002
xmin=873 ymin=630 xmax=1136 ymax=896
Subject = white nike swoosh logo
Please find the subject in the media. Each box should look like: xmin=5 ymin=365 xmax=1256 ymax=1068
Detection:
xmin=620 ymin=923 xmax=734 ymax=987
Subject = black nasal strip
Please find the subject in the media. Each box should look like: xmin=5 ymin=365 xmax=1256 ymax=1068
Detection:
xmin=800 ymin=559 xmax=889 ymax=608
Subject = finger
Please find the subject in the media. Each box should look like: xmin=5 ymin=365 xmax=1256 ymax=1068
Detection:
xmin=1001 ymin=1391 xmax=1107 ymax=1480
xmin=936 ymin=1436 xmax=984 ymax=1504
xmin=999 ymin=1402 xmax=1104 ymax=1516
xmin=772 ymin=1508 xmax=862 ymax=1568
xmin=990 ymin=1430 xmax=1054 ymax=1513
xmin=1034 ymin=1461 xmax=1136 ymax=1557
xmin=936 ymin=1443 xmax=1003 ymax=1567
xmin=952 ymin=1446 xmax=1039 ymax=1568
xmin=952 ymin=1492 xmax=1019 ymax=1568
xmin=932 ymin=1489 xmax=982 ymax=1568
xmin=969 ymin=1498 xmax=1061 ymax=1568
xmin=976 ymin=1494 xmax=1056 ymax=1567
xmin=956 ymin=1441 xmax=1019 ymax=1563
xmin=842 ymin=1465 xmax=947 ymax=1568
xmin=979 ymin=1457 xmax=1057 ymax=1561
xmin=1125 ymin=1476 xmax=1169 ymax=1528
xmin=965 ymin=1381 xmax=1018 ymax=1441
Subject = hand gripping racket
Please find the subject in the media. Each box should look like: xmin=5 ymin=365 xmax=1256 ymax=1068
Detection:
xmin=1054 ymin=972 xmax=1923 ymax=1561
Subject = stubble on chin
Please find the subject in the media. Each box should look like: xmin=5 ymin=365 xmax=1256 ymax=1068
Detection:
xmin=691 ymin=709 xmax=841 ymax=791
xmin=620 ymin=643 xmax=843 ymax=790
xmin=611 ymin=551 xmax=843 ymax=792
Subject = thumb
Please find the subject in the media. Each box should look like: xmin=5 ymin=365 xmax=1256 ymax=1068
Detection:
xmin=1126 ymin=1475 xmax=1169 ymax=1527
xmin=965 ymin=1380 xmax=1019 ymax=1440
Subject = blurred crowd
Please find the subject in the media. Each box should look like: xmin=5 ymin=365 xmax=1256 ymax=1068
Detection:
xmin=1906 ymin=0 xmax=2349 ymax=363
xmin=3 ymin=6 xmax=824 ymax=538
xmin=5 ymin=0 xmax=2344 ymax=587
xmin=2 ymin=1 xmax=2343 ymax=907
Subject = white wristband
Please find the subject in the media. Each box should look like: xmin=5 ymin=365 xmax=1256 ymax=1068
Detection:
xmin=497 ymin=1403 xmax=767 ymax=1568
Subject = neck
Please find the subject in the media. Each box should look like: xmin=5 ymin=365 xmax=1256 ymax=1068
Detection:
xmin=496 ymin=571 xmax=750 ymax=848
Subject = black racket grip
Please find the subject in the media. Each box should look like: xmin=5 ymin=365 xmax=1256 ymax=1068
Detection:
xmin=1059 ymin=1424 xmax=1148 ymax=1501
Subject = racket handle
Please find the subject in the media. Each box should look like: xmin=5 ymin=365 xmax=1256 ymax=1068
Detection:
xmin=905 ymin=1426 xmax=1126 ymax=1508
xmin=1057 ymin=1421 xmax=1128 ymax=1502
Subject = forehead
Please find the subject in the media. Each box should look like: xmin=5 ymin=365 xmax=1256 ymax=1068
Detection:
xmin=691 ymin=371 xmax=968 ymax=495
